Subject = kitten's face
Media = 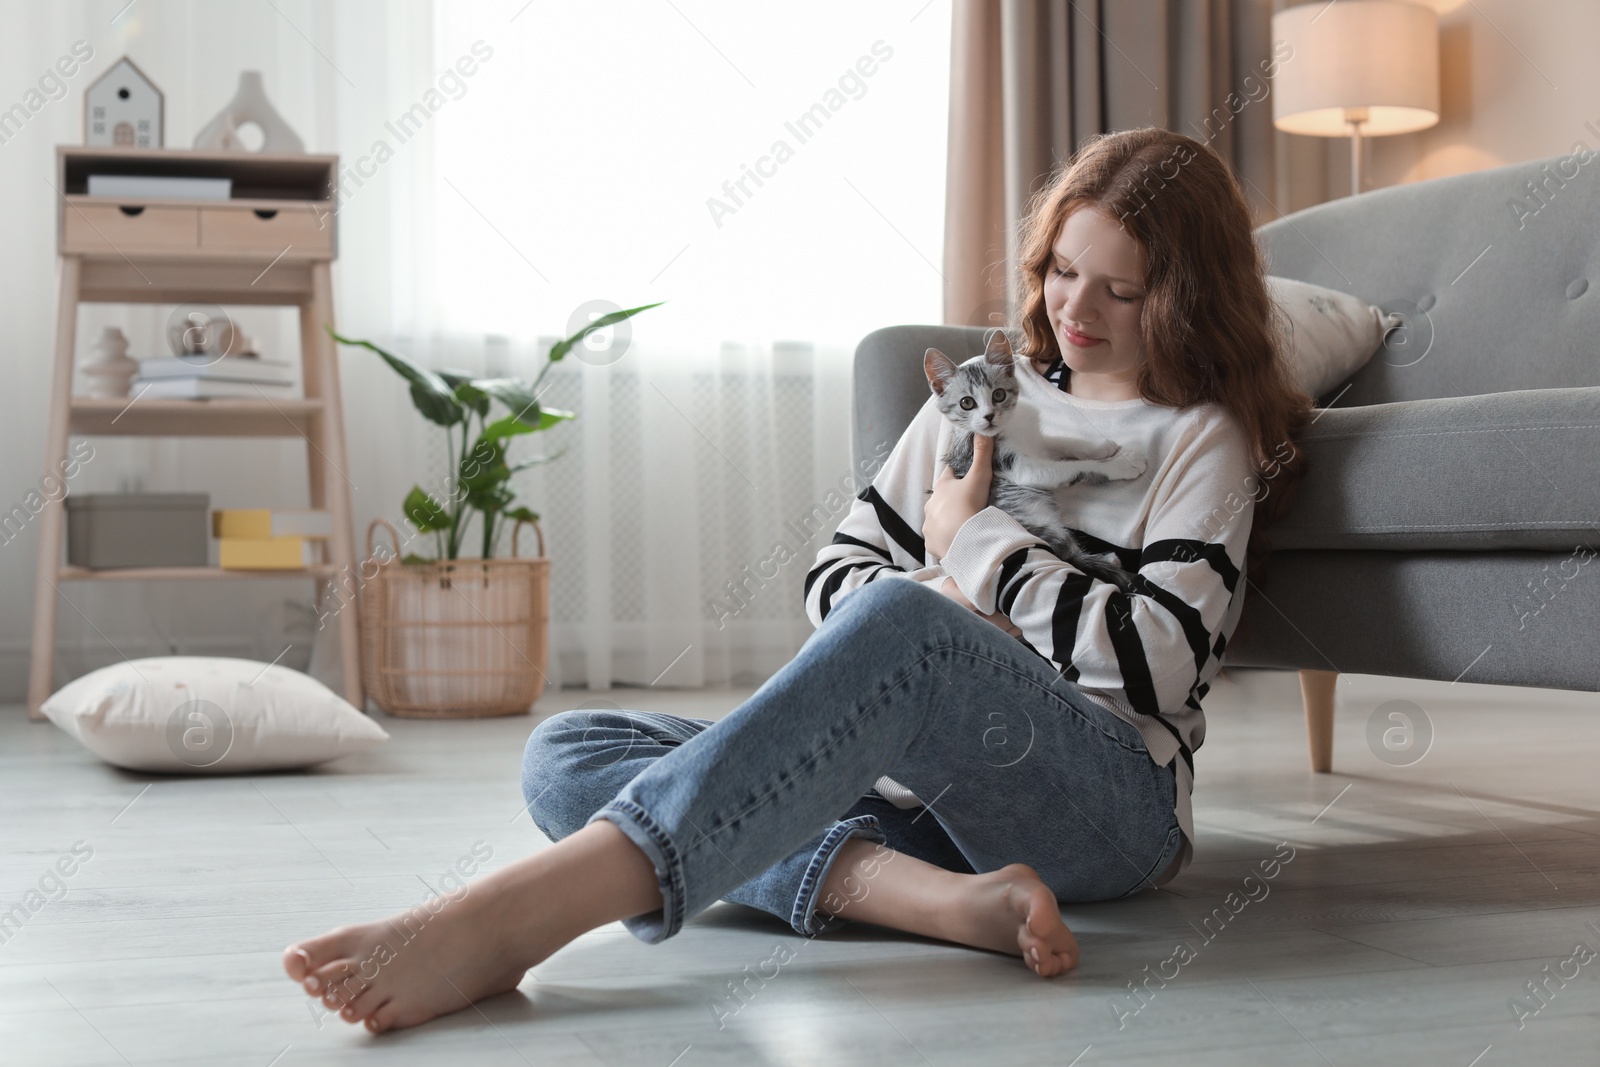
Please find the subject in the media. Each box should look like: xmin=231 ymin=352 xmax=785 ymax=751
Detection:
xmin=925 ymin=331 xmax=1019 ymax=437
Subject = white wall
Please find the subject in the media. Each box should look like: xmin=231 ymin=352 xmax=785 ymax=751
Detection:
xmin=1278 ymin=0 xmax=1600 ymax=196
xmin=3 ymin=4 xmax=329 ymax=693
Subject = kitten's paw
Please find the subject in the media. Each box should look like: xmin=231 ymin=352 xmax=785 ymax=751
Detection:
xmin=1058 ymin=440 xmax=1118 ymax=463
xmin=1103 ymin=452 xmax=1147 ymax=481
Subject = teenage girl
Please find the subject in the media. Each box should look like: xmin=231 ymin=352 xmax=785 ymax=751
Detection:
xmin=283 ymin=125 xmax=1312 ymax=1034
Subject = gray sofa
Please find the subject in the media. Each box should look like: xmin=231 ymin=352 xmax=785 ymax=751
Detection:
xmin=849 ymin=150 xmax=1600 ymax=772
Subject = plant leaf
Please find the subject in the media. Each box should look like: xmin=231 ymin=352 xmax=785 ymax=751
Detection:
xmin=459 ymin=438 xmax=508 ymax=488
xmin=475 ymin=378 xmax=542 ymax=426
xmin=465 ymin=482 xmax=515 ymax=513
xmin=460 ymin=463 xmax=510 ymax=492
xmin=329 ymin=329 xmax=463 ymax=427
xmin=401 ymin=553 xmax=434 ymax=565
xmin=409 ymin=381 xmax=463 ymax=426
xmin=328 ymin=329 xmax=444 ymax=390
xmin=508 ymin=447 xmax=569 ymax=471
xmin=480 ymin=399 xmax=576 ymax=438
xmin=482 ymin=413 xmax=537 ymax=442
xmin=402 ymin=486 xmax=451 ymax=533
xmin=529 ymin=406 xmax=576 ymax=430
xmin=549 ymin=301 xmax=665 ymax=363
xmin=505 ymin=506 xmax=540 ymax=523
xmin=440 ymin=371 xmax=490 ymax=417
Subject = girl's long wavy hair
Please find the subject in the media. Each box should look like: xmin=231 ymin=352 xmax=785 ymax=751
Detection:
xmin=1015 ymin=126 xmax=1314 ymax=595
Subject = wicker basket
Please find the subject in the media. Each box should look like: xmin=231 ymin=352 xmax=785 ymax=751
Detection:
xmin=359 ymin=518 xmax=550 ymax=718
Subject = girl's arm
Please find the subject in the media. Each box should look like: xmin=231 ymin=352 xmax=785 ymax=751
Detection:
xmin=804 ymin=397 xmax=1018 ymax=634
xmin=804 ymin=397 xmax=946 ymax=627
xmin=936 ymin=411 xmax=1256 ymax=718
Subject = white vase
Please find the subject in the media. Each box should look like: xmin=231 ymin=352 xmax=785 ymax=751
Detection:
xmin=193 ymin=71 xmax=305 ymax=154
xmin=166 ymin=309 xmax=235 ymax=358
xmin=80 ymin=327 xmax=139 ymax=399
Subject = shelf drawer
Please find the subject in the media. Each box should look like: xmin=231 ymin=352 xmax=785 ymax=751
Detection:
xmin=62 ymin=204 xmax=198 ymax=252
xmin=199 ymin=205 xmax=333 ymax=255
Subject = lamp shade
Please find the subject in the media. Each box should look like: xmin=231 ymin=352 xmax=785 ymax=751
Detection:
xmin=1272 ymin=0 xmax=1440 ymax=136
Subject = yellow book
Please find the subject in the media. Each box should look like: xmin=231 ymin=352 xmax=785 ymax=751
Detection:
xmin=212 ymin=509 xmax=332 ymax=539
xmin=218 ymin=537 xmax=323 ymax=570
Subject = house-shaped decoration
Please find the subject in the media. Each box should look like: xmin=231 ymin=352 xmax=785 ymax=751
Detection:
xmin=85 ymin=57 xmax=163 ymax=148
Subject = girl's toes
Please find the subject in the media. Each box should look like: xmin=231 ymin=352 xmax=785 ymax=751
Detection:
xmin=340 ymin=993 xmax=380 ymax=1023
xmin=1022 ymin=939 xmax=1060 ymax=977
xmin=285 ymin=927 xmax=362 ymax=983
xmin=1028 ymin=949 xmax=1048 ymax=975
xmin=320 ymin=979 xmax=364 ymax=1011
xmin=284 ymin=935 xmax=347 ymax=981
xmin=1043 ymin=940 xmax=1078 ymax=976
xmin=365 ymin=999 xmax=401 ymax=1034
xmin=310 ymin=959 xmax=364 ymax=1004
xmin=330 ymin=980 xmax=381 ymax=1022
xmin=283 ymin=946 xmax=315 ymax=981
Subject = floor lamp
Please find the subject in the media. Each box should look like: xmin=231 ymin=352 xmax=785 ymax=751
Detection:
xmin=1271 ymin=0 xmax=1440 ymax=197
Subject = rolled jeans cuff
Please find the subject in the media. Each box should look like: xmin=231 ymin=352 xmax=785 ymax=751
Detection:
xmin=791 ymin=814 xmax=887 ymax=938
xmin=585 ymin=798 xmax=688 ymax=945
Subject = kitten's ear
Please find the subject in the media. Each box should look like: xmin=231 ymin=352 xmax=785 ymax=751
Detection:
xmin=924 ymin=347 xmax=957 ymax=395
xmin=983 ymin=329 xmax=1015 ymax=369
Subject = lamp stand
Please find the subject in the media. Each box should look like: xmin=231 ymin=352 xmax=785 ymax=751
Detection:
xmin=1345 ymin=105 xmax=1371 ymax=197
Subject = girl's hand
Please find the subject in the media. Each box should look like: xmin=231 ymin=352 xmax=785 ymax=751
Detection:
xmin=925 ymin=432 xmax=994 ymax=560
xmin=939 ymin=576 xmax=1022 ymax=637
xmin=939 ymin=575 xmax=979 ymax=611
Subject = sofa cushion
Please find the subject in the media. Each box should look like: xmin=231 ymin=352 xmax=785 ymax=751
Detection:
xmin=1267 ymin=386 xmax=1600 ymax=552
xmin=1223 ymin=548 xmax=1600 ymax=691
xmin=1266 ymin=275 xmax=1399 ymax=399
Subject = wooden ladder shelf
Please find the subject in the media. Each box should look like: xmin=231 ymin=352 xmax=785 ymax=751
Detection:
xmin=28 ymin=146 xmax=362 ymax=719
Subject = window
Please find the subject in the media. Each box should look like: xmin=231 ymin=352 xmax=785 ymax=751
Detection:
xmin=431 ymin=2 xmax=951 ymax=352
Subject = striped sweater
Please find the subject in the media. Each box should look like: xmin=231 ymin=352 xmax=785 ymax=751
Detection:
xmin=804 ymin=353 xmax=1258 ymax=881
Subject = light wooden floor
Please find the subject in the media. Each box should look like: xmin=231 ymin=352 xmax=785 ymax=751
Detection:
xmin=3 ymin=667 xmax=1598 ymax=1066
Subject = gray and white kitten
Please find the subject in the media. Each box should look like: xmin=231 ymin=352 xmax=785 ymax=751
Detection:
xmin=924 ymin=330 xmax=1146 ymax=592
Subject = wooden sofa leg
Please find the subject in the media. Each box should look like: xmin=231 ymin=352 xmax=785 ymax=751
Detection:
xmin=1299 ymin=669 xmax=1338 ymax=773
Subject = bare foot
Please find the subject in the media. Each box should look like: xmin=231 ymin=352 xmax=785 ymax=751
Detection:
xmin=817 ymin=840 xmax=1079 ymax=978
xmin=283 ymin=821 xmax=664 ymax=1033
xmin=282 ymin=875 xmax=555 ymax=1033
xmin=941 ymin=863 xmax=1080 ymax=977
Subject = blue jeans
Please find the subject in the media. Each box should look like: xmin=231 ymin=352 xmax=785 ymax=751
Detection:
xmin=521 ymin=578 xmax=1183 ymax=944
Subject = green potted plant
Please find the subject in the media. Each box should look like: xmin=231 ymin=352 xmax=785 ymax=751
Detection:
xmin=330 ymin=302 xmax=661 ymax=718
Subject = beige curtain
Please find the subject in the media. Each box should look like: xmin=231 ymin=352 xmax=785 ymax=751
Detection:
xmin=944 ymin=0 xmax=1321 ymax=327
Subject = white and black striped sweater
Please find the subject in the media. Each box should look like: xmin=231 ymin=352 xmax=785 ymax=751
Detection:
xmin=804 ymin=353 xmax=1258 ymax=881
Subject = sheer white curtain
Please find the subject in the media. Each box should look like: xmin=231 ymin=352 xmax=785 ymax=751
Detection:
xmin=0 ymin=0 xmax=949 ymax=697
xmin=419 ymin=3 xmax=951 ymax=688
xmin=0 ymin=0 xmax=444 ymax=693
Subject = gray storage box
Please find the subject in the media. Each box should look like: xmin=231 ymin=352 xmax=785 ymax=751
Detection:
xmin=65 ymin=493 xmax=210 ymax=569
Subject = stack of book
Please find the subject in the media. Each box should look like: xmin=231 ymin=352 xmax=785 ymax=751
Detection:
xmin=134 ymin=356 xmax=295 ymax=400
xmin=214 ymin=509 xmax=331 ymax=569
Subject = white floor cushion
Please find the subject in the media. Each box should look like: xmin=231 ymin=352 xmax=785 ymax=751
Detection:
xmin=41 ymin=656 xmax=389 ymax=773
